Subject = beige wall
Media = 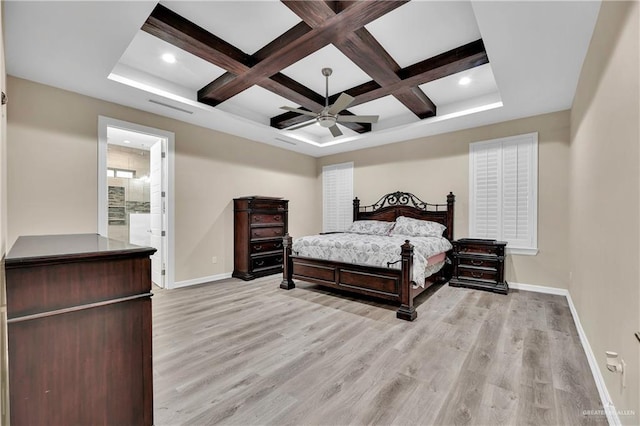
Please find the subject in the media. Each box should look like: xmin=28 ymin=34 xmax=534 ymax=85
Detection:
xmin=318 ymin=110 xmax=571 ymax=288
xmin=6 ymin=76 xmax=320 ymax=283
xmin=569 ymin=1 xmax=639 ymax=423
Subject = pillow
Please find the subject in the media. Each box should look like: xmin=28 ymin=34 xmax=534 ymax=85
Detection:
xmin=390 ymin=216 xmax=446 ymax=237
xmin=347 ymin=220 xmax=395 ymax=236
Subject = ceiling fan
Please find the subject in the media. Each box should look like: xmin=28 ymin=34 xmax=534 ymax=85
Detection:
xmin=280 ymin=68 xmax=379 ymax=137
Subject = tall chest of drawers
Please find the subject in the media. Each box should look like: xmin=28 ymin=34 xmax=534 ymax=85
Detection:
xmin=233 ymin=196 xmax=288 ymax=280
xmin=449 ymin=238 xmax=509 ymax=294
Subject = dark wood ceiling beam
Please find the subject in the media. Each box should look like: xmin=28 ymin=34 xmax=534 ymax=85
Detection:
xmin=331 ymin=39 xmax=489 ymax=106
xmin=282 ymin=1 xmax=437 ymax=119
xmin=144 ymin=5 xmax=368 ymax=133
xmin=142 ymin=4 xmax=253 ymax=75
xmin=271 ymin=39 xmax=487 ymax=129
xmin=198 ymin=1 xmax=407 ymax=104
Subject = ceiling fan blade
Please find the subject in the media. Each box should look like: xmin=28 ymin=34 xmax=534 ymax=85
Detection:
xmin=287 ymin=120 xmax=316 ymax=131
xmin=327 ymin=93 xmax=355 ymax=115
xmin=280 ymin=106 xmax=318 ymax=117
xmin=337 ymin=115 xmax=379 ymax=123
xmin=329 ymin=125 xmax=343 ymax=137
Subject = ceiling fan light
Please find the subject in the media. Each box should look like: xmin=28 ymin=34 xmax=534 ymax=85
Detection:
xmin=318 ymin=116 xmax=336 ymax=128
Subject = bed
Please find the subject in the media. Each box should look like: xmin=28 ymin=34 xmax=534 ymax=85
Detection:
xmin=280 ymin=191 xmax=455 ymax=321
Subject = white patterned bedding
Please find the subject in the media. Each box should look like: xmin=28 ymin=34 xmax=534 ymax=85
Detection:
xmin=292 ymin=233 xmax=452 ymax=288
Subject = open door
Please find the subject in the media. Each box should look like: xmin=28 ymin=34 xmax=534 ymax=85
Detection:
xmin=98 ymin=116 xmax=174 ymax=289
xmin=149 ymin=139 xmax=165 ymax=288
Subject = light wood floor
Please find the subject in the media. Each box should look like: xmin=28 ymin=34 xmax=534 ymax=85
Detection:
xmin=152 ymin=276 xmax=607 ymax=426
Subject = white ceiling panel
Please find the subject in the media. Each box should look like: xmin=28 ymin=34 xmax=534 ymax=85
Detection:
xmin=160 ymin=1 xmax=301 ymax=55
xmin=119 ymin=31 xmax=226 ymax=91
xmin=280 ymin=44 xmax=372 ymax=98
xmin=217 ymin=85 xmax=294 ymax=125
xmin=349 ymin=95 xmax=415 ymax=122
xmin=420 ymin=63 xmax=499 ymax=107
xmin=365 ymin=1 xmax=481 ymax=68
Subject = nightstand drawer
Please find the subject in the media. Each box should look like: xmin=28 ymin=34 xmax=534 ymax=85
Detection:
xmin=251 ymin=226 xmax=284 ymax=239
xmin=457 ymin=244 xmax=498 ymax=256
xmin=251 ymin=240 xmax=283 ymax=254
xmin=458 ymin=256 xmax=498 ymax=269
xmin=458 ymin=267 xmax=497 ymax=282
xmin=251 ymin=213 xmax=284 ymax=225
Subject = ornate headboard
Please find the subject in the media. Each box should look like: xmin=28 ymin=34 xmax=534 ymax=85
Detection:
xmin=353 ymin=191 xmax=455 ymax=241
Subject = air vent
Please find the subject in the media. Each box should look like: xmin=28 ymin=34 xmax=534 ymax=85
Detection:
xmin=148 ymin=99 xmax=193 ymax=114
xmin=275 ymin=137 xmax=297 ymax=146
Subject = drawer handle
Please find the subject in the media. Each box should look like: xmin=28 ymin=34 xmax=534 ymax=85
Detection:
xmin=274 ymin=215 xmax=281 ymax=221
xmin=254 ymin=216 xmax=261 ymax=222
xmin=276 ymin=257 xmax=283 ymax=263
xmin=254 ymin=245 xmax=262 ymax=251
xmin=471 ymin=272 xmax=483 ymax=278
xmin=256 ymin=260 xmax=265 ymax=266
xmin=273 ymin=230 xmax=279 ymax=235
xmin=471 ymin=260 xmax=483 ymax=266
xmin=275 ymin=243 xmax=282 ymax=249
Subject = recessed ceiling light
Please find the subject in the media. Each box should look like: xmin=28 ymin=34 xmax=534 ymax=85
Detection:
xmin=459 ymin=77 xmax=472 ymax=86
xmin=123 ymin=140 xmax=131 ymax=144
xmin=162 ymin=53 xmax=176 ymax=64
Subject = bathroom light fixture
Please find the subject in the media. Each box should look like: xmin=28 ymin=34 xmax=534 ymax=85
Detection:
xmin=459 ymin=76 xmax=471 ymax=86
xmin=123 ymin=140 xmax=131 ymax=144
xmin=162 ymin=53 xmax=176 ymax=64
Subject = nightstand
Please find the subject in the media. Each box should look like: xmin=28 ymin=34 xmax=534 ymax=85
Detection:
xmin=449 ymin=238 xmax=508 ymax=294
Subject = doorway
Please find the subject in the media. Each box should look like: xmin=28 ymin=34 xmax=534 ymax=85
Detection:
xmin=98 ymin=116 xmax=175 ymax=289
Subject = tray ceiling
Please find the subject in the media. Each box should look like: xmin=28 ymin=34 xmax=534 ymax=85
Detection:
xmin=4 ymin=1 xmax=602 ymax=157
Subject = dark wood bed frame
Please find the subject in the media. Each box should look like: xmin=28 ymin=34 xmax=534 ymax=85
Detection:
xmin=280 ymin=191 xmax=455 ymax=321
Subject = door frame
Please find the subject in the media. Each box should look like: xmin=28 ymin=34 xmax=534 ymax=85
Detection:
xmin=97 ymin=116 xmax=175 ymax=289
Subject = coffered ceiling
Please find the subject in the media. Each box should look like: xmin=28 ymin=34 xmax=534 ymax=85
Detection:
xmin=4 ymin=1 xmax=601 ymax=157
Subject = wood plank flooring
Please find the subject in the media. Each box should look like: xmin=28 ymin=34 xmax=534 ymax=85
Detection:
xmin=152 ymin=276 xmax=607 ymax=425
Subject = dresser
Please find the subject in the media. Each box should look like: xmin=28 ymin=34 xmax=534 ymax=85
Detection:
xmin=449 ymin=238 xmax=508 ymax=294
xmin=233 ymin=196 xmax=288 ymax=280
xmin=4 ymin=234 xmax=155 ymax=425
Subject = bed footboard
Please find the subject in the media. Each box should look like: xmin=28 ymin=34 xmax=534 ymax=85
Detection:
xmin=281 ymin=234 xmax=417 ymax=321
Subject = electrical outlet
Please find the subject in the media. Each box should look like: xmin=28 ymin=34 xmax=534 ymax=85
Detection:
xmin=211 ymin=256 xmax=217 ymax=264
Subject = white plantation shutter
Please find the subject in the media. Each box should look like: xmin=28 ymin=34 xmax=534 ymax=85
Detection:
xmin=323 ymin=162 xmax=354 ymax=232
xmin=469 ymin=133 xmax=538 ymax=254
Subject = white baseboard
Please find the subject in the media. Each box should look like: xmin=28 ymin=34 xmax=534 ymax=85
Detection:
xmin=565 ymin=292 xmax=621 ymax=426
xmin=171 ymin=272 xmax=233 ymax=289
xmin=508 ymin=281 xmax=569 ymax=296
xmin=509 ymin=281 xmax=620 ymax=426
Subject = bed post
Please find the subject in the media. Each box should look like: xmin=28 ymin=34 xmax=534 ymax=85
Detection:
xmin=446 ymin=192 xmax=455 ymax=241
xmin=280 ymin=234 xmax=295 ymax=290
xmin=353 ymin=197 xmax=360 ymax=221
xmin=396 ymin=240 xmax=417 ymax=321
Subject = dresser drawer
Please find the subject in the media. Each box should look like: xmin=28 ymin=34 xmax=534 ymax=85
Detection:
xmin=251 ymin=240 xmax=283 ymax=254
xmin=458 ymin=256 xmax=498 ymax=269
xmin=251 ymin=213 xmax=284 ymax=225
xmin=458 ymin=267 xmax=497 ymax=282
xmin=251 ymin=253 xmax=284 ymax=270
xmin=251 ymin=226 xmax=284 ymax=239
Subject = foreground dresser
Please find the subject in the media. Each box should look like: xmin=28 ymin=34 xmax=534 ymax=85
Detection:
xmin=4 ymin=234 xmax=155 ymax=425
xmin=233 ymin=196 xmax=288 ymax=280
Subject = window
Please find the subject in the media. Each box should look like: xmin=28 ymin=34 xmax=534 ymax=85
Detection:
xmin=469 ymin=132 xmax=538 ymax=255
xmin=107 ymin=168 xmax=136 ymax=179
xmin=322 ymin=162 xmax=354 ymax=232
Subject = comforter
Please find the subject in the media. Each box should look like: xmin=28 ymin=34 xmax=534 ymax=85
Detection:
xmin=292 ymin=233 xmax=452 ymax=288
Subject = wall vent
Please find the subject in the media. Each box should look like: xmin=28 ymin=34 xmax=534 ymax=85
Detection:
xmin=148 ymin=99 xmax=193 ymax=114
xmin=275 ymin=137 xmax=297 ymax=146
